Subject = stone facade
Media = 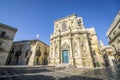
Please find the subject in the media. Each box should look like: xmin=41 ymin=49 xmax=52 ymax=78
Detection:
xmin=99 ymin=41 xmax=116 ymax=67
xmin=0 ymin=23 xmax=17 ymax=65
xmin=6 ymin=40 xmax=49 ymax=65
xmin=49 ymin=14 xmax=105 ymax=68
xmin=106 ymin=11 xmax=120 ymax=65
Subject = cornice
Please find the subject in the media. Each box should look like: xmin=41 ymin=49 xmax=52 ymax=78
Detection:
xmin=0 ymin=23 xmax=17 ymax=32
xmin=50 ymin=29 xmax=89 ymax=40
xmin=54 ymin=14 xmax=77 ymax=23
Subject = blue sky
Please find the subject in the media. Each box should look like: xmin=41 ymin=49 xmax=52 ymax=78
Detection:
xmin=0 ymin=0 xmax=120 ymax=45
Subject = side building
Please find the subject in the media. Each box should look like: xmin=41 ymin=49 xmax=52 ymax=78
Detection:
xmin=6 ymin=40 xmax=49 ymax=65
xmin=49 ymin=14 xmax=105 ymax=68
xmin=0 ymin=23 xmax=17 ymax=65
xmin=99 ymin=41 xmax=116 ymax=67
xmin=106 ymin=11 xmax=120 ymax=65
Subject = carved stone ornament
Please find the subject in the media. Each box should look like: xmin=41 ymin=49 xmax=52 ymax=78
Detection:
xmin=82 ymin=51 xmax=87 ymax=57
xmin=61 ymin=42 xmax=69 ymax=49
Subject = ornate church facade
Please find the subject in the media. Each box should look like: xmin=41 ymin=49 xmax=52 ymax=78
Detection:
xmin=49 ymin=14 xmax=105 ymax=68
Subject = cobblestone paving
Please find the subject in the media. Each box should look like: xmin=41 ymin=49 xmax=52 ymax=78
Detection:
xmin=0 ymin=65 xmax=120 ymax=80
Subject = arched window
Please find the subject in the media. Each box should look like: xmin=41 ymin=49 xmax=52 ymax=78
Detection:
xmin=25 ymin=50 xmax=32 ymax=65
xmin=15 ymin=50 xmax=22 ymax=57
xmin=15 ymin=49 xmax=22 ymax=64
xmin=36 ymin=46 xmax=41 ymax=57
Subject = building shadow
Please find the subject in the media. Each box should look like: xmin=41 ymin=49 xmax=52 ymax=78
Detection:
xmin=0 ymin=67 xmax=53 ymax=76
xmin=0 ymin=75 xmax=55 ymax=80
xmin=58 ymin=75 xmax=103 ymax=80
xmin=0 ymin=74 xmax=103 ymax=80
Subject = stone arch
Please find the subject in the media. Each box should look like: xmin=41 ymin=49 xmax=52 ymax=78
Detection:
xmin=15 ymin=49 xmax=22 ymax=64
xmin=6 ymin=47 xmax=15 ymax=65
xmin=35 ymin=46 xmax=41 ymax=65
xmin=25 ymin=50 xmax=32 ymax=65
xmin=43 ymin=47 xmax=48 ymax=65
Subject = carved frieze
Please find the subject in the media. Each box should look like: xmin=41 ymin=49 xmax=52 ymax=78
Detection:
xmin=61 ymin=42 xmax=70 ymax=49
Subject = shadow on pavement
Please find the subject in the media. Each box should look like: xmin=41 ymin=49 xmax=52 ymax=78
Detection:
xmin=0 ymin=74 xmax=103 ymax=80
xmin=58 ymin=75 xmax=102 ymax=80
xmin=0 ymin=75 xmax=55 ymax=80
xmin=0 ymin=67 xmax=52 ymax=76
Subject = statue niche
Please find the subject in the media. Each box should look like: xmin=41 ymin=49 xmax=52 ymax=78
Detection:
xmin=80 ymin=41 xmax=87 ymax=57
xmin=73 ymin=42 xmax=79 ymax=57
xmin=55 ymin=45 xmax=58 ymax=58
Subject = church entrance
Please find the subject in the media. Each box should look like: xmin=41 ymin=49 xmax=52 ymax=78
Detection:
xmin=62 ymin=50 xmax=69 ymax=63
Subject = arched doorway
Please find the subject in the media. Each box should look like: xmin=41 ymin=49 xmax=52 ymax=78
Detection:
xmin=35 ymin=46 xmax=41 ymax=65
xmin=15 ymin=49 xmax=22 ymax=64
xmin=25 ymin=50 xmax=32 ymax=65
xmin=6 ymin=47 xmax=14 ymax=65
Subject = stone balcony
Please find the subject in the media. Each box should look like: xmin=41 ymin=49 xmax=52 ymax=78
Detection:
xmin=0 ymin=35 xmax=13 ymax=40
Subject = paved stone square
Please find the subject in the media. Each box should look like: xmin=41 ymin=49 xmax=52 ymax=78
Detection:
xmin=0 ymin=65 xmax=120 ymax=80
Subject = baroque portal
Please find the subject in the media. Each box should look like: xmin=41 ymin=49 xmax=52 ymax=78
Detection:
xmin=49 ymin=14 xmax=105 ymax=68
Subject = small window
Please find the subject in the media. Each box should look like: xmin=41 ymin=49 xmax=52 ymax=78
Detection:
xmin=119 ymin=26 xmax=120 ymax=29
xmin=113 ymin=31 xmax=116 ymax=35
xmin=109 ymin=37 xmax=111 ymax=40
xmin=0 ymin=31 xmax=6 ymax=37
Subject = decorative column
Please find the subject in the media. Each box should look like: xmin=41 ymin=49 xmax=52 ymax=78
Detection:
xmin=69 ymin=34 xmax=75 ymax=65
xmin=57 ymin=36 xmax=61 ymax=64
xmin=77 ymin=35 xmax=83 ymax=67
xmin=29 ymin=41 xmax=37 ymax=65
xmin=49 ymin=41 xmax=52 ymax=65
xmin=53 ymin=40 xmax=56 ymax=65
xmin=86 ymin=33 xmax=94 ymax=68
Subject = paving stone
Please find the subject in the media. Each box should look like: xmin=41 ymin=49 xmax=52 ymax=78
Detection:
xmin=0 ymin=66 xmax=120 ymax=80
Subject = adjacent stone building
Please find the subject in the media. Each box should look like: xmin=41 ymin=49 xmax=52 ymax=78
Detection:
xmin=6 ymin=40 xmax=49 ymax=65
xmin=99 ymin=41 xmax=116 ymax=67
xmin=49 ymin=14 xmax=105 ymax=68
xmin=0 ymin=23 xmax=17 ymax=65
xmin=106 ymin=11 xmax=120 ymax=65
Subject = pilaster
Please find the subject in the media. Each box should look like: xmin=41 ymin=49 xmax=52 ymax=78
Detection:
xmin=69 ymin=34 xmax=75 ymax=65
xmin=76 ymin=34 xmax=83 ymax=67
